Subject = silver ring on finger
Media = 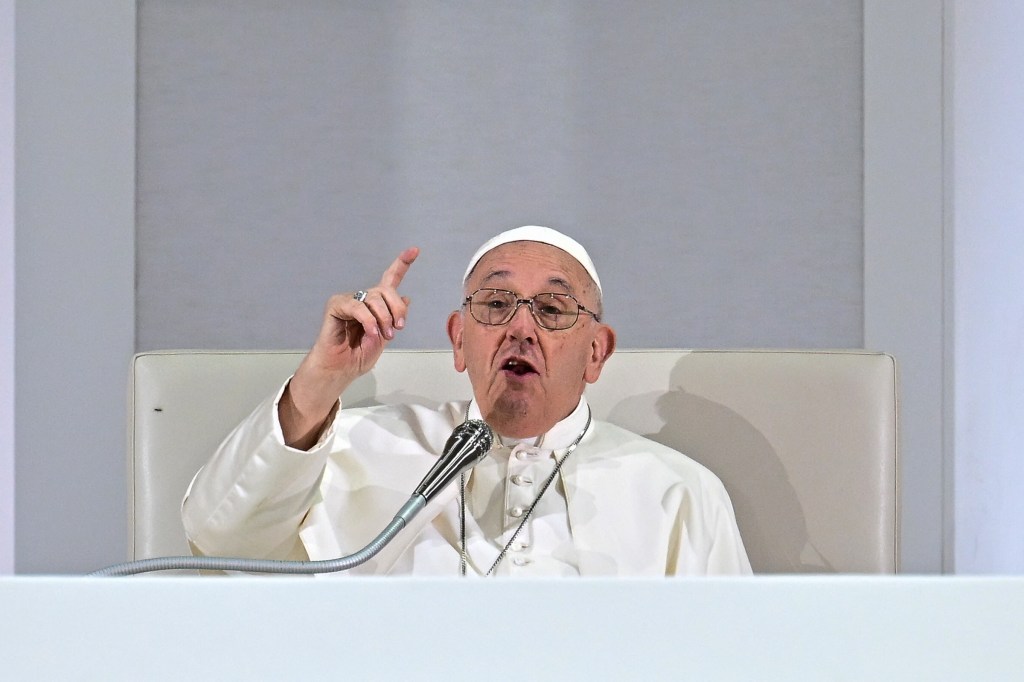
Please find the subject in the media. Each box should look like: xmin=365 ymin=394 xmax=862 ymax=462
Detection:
xmin=353 ymin=290 xmax=368 ymax=303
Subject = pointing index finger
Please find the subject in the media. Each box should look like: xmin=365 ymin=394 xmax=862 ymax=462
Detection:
xmin=379 ymin=246 xmax=420 ymax=289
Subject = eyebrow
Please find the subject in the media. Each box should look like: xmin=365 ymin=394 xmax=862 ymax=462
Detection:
xmin=480 ymin=271 xmax=575 ymax=294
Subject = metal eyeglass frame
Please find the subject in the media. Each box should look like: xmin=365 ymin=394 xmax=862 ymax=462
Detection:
xmin=462 ymin=287 xmax=601 ymax=331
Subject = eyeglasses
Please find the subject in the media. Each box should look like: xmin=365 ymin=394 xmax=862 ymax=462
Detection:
xmin=462 ymin=288 xmax=601 ymax=331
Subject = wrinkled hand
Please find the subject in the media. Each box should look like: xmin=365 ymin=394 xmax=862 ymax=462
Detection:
xmin=311 ymin=246 xmax=419 ymax=379
xmin=281 ymin=247 xmax=419 ymax=448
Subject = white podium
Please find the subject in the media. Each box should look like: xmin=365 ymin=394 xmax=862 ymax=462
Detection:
xmin=2 ymin=576 xmax=1022 ymax=679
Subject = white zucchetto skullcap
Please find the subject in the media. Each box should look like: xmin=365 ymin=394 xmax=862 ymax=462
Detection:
xmin=462 ymin=225 xmax=602 ymax=293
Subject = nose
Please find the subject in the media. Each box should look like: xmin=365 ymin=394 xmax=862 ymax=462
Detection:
xmin=506 ymin=300 xmax=538 ymax=340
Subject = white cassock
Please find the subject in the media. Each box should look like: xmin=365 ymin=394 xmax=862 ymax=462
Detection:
xmin=182 ymin=381 xmax=752 ymax=577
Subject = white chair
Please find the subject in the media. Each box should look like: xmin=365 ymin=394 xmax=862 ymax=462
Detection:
xmin=128 ymin=348 xmax=899 ymax=573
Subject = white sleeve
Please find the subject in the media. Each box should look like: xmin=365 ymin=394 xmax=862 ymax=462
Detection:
xmin=181 ymin=379 xmax=336 ymax=561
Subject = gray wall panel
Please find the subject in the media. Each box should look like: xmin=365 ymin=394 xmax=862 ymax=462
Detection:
xmin=137 ymin=1 xmax=862 ymax=352
xmin=15 ymin=0 xmax=136 ymax=573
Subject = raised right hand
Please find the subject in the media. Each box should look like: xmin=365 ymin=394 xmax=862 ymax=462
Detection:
xmin=281 ymin=246 xmax=419 ymax=447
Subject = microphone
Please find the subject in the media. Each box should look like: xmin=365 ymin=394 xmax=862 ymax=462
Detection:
xmin=413 ymin=419 xmax=494 ymax=503
xmin=90 ymin=419 xmax=494 ymax=576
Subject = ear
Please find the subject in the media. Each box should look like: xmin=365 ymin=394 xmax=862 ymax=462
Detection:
xmin=447 ymin=310 xmax=467 ymax=373
xmin=583 ymin=324 xmax=616 ymax=384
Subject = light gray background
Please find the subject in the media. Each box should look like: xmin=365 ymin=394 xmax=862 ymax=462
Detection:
xmin=19 ymin=1 xmax=1020 ymax=577
xmin=1 ymin=0 xmax=13 ymax=573
xmin=136 ymin=0 xmax=862 ymax=352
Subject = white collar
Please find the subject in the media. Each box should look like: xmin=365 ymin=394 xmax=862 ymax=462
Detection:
xmin=466 ymin=396 xmax=591 ymax=451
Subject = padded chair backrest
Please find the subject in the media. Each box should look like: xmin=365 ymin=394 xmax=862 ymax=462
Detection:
xmin=129 ymin=349 xmax=898 ymax=573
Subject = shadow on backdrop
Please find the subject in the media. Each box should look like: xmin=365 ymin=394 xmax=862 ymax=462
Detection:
xmin=606 ymin=360 xmax=834 ymax=573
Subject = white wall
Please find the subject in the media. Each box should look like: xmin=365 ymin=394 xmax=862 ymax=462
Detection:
xmin=950 ymin=1 xmax=1024 ymax=573
xmin=865 ymin=0 xmax=1024 ymax=574
xmin=13 ymin=0 xmax=136 ymax=573
xmin=1 ymin=0 xmax=15 ymax=575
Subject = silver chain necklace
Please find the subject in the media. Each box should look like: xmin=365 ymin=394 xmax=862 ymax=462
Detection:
xmin=459 ymin=407 xmax=592 ymax=577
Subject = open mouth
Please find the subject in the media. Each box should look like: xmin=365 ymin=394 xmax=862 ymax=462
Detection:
xmin=501 ymin=357 xmax=538 ymax=377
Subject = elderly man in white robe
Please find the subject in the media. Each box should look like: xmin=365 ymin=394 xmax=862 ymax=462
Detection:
xmin=183 ymin=226 xmax=751 ymax=576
